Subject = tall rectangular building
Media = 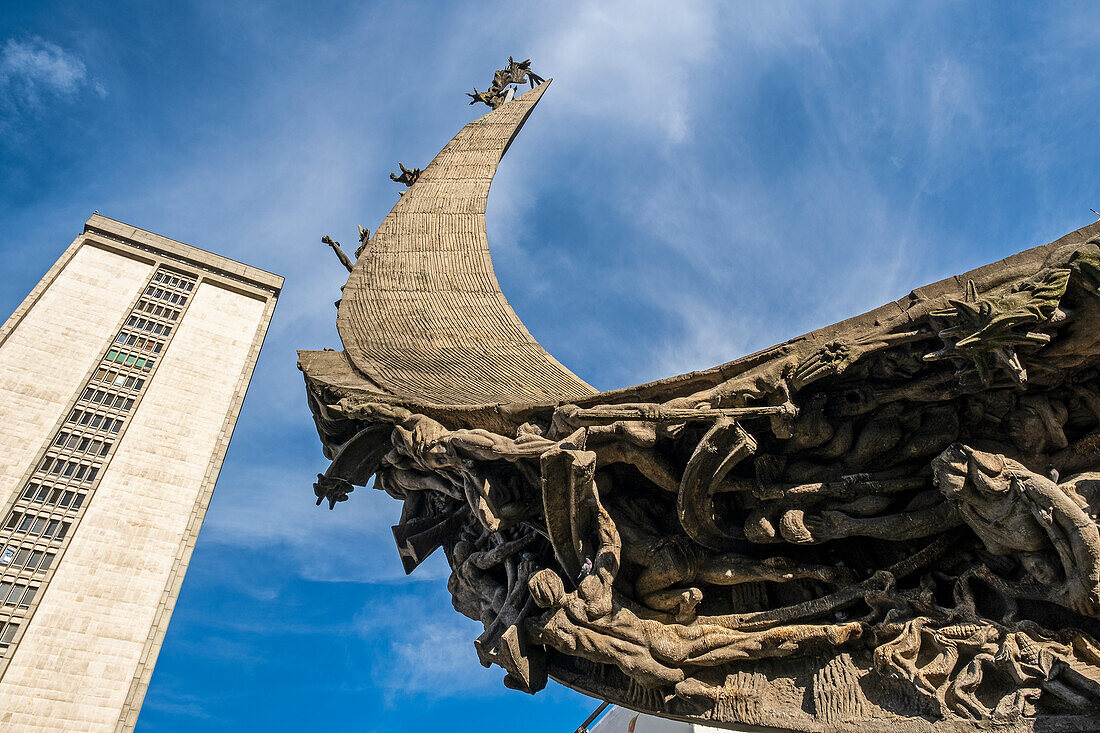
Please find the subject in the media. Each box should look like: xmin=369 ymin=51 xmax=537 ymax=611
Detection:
xmin=0 ymin=214 xmax=281 ymax=731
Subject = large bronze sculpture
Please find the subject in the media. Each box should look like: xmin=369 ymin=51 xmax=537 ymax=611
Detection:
xmin=301 ymin=66 xmax=1100 ymax=730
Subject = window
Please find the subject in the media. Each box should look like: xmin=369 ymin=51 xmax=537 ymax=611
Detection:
xmin=1 ymin=583 xmax=27 ymax=607
xmin=39 ymin=553 xmax=53 ymax=572
xmin=0 ymin=548 xmax=13 ymax=565
xmin=56 ymin=522 xmax=70 ymax=541
xmin=0 ymin=623 xmax=19 ymax=645
xmin=16 ymin=515 xmax=32 ymax=533
xmin=13 ymin=549 xmax=28 ymax=568
xmin=4 ymin=513 xmax=19 ymax=530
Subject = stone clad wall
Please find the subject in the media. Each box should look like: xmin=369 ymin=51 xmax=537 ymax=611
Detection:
xmin=0 ymin=280 xmax=266 ymax=732
xmin=0 ymin=243 xmax=152 ymax=509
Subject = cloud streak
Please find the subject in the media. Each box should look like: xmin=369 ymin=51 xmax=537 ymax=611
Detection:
xmin=0 ymin=37 xmax=103 ymax=111
xmin=355 ymin=590 xmax=503 ymax=702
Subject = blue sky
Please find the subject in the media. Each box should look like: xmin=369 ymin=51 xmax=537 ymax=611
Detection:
xmin=2 ymin=2 xmax=1100 ymax=730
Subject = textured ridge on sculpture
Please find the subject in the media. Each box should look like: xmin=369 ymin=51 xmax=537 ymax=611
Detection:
xmin=336 ymin=80 xmax=596 ymax=406
xmin=302 ymin=70 xmax=1100 ymax=732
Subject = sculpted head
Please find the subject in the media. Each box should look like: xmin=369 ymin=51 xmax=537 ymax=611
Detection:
xmin=452 ymin=539 xmax=473 ymax=566
xmin=393 ymin=417 xmax=451 ymax=471
xmin=529 ymin=568 xmax=566 ymax=609
xmin=933 ymin=442 xmax=1051 ymax=554
xmin=933 ymin=443 xmax=1014 ymax=505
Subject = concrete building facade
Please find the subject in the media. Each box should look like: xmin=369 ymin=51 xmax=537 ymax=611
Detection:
xmin=0 ymin=214 xmax=281 ymax=731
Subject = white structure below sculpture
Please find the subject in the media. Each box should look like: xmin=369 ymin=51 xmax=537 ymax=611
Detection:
xmin=591 ymin=706 xmax=788 ymax=733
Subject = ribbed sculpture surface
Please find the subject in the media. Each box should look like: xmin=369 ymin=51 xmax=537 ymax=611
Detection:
xmin=301 ymin=66 xmax=1100 ymax=732
xmin=336 ymin=81 xmax=595 ymax=406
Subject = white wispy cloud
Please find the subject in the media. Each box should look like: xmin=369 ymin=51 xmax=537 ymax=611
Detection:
xmin=0 ymin=37 xmax=103 ymax=110
xmin=355 ymin=592 xmax=502 ymax=701
xmin=200 ymin=465 xmax=436 ymax=584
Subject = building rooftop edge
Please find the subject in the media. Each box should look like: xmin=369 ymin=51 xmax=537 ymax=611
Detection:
xmin=83 ymin=213 xmax=284 ymax=293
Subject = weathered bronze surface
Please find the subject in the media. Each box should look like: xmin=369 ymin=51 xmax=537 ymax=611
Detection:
xmin=301 ymin=70 xmax=1100 ymax=731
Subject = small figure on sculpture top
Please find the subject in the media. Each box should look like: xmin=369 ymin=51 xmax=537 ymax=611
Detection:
xmin=390 ymin=162 xmax=421 ymax=188
xmin=321 ymin=226 xmax=370 ymax=274
xmin=468 ymin=57 xmax=545 ymax=109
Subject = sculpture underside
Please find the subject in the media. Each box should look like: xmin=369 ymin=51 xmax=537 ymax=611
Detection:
xmin=301 ymin=81 xmax=1100 ymax=731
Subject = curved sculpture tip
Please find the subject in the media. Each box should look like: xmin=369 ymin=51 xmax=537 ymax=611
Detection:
xmin=336 ymin=80 xmax=596 ymax=406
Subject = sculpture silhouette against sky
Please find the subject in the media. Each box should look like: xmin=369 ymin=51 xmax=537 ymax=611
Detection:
xmin=301 ymin=64 xmax=1100 ymax=731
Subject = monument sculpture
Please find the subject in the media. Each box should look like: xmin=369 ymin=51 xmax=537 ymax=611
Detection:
xmin=301 ymin=63 xmax=1100 ymax=731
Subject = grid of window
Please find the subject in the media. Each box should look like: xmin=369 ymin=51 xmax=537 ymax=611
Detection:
xmin=0 ymin=546 xmax=54 ymax=574
xmin=19 ymin=483 xmax=86 ymax=512
xmin=33 ymin=455 xmax=99 ymax=484
xmin=0 ymin=581 xmax=37 ymax=609
xmin=65 ymin=408 xmax=124 ymax=435
xmin=0 ymin=266 xmax=196 ymax=656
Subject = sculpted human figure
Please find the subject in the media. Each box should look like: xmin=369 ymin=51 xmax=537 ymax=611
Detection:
xmin=933 ymin=442 xmax=1100 ymax=617
xmin=320 ymin=235 xmax=354 ymax=273
xmin=354 ymin=225 xmax=370 ymax=259
xmin=606 ymin=491 xmax=852 ymax=621
xmin=467 ymin=58 xmax=544 ymax=109
xmin=467 ymin=87 xmax=506 ymax=109
xmin=528 ymin=486 xmax=863 ymax=697
xmin=389 ymin=162 xmax=420 ymax=187
xmin=386 ymin=412 xmax=564 ymax=531
xmin=448 ymin=531 xmax=540 ymax=664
